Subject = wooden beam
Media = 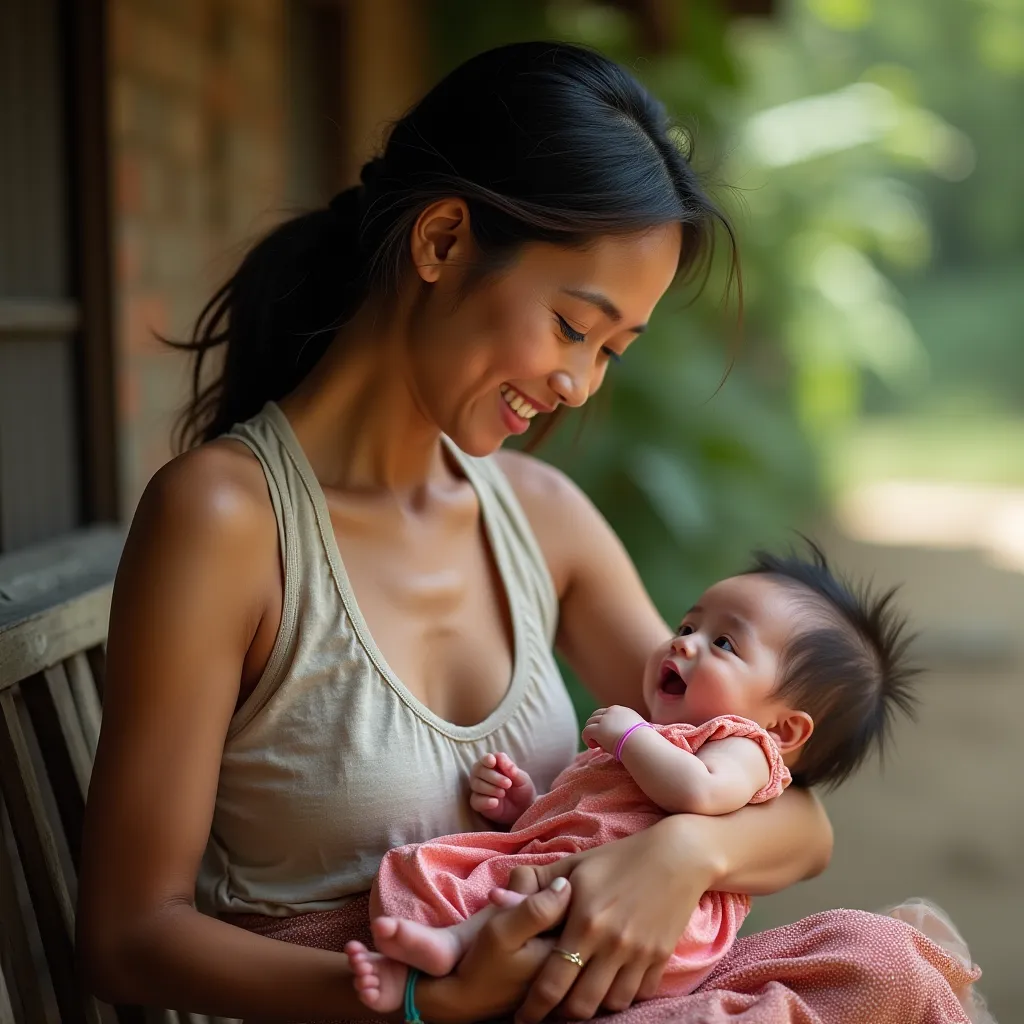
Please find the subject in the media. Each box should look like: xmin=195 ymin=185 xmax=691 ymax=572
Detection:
xmin=63 ymin=0 xmax=120 ymax=524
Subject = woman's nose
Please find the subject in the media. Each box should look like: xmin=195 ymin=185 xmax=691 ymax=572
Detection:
xmin=548 ymin=368 xmax=588 ymax=409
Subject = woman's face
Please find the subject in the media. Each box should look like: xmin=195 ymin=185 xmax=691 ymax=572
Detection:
xmin=403 ymin=202 xmax=682 ymax=456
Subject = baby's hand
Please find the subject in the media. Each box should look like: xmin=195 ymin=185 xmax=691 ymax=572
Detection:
xmin=583 ymin=705 xmax=647 ymax=756
xmin=469 ymin=752 xmax=537 ymax=826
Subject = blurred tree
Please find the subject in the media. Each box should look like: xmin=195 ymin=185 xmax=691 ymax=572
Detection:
xmin=427 ymin=0 xmax=1014 ymax=718
xmin=725 ymin=0 xmax=1024 ymax=419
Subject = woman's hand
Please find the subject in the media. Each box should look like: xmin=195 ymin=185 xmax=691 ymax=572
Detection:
xmin=418 ymin=879 xmax=572 ymax=1024
xmin=506 ymin=819 xmax=717 ymax=1023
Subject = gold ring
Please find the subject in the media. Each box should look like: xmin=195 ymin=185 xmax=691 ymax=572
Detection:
xmin=553 ymin=948 xmax=585 ymax=968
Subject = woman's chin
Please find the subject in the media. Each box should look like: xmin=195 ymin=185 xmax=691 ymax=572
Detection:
xmin=450 ymin=431 xmax=507 ymax=458
xmin=453 ymin=417 xmax=527 ymax=457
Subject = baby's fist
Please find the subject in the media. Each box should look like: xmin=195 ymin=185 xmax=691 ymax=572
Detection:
xmin=469 ymin=752 xmax=536 ymax=826
xmin=582 ymin=705 xmax=647 ymax=755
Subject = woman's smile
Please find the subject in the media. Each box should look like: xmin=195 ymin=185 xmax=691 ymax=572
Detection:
xmin=498 ymin=383 xmax=545 ymax=435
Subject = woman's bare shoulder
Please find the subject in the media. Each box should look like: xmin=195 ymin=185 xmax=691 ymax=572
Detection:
xmin=135 ymin=439 xmax=273 ymax=536
xmin=493 ymin=449 xmax=586 ymax=511
xmin=492 ymin=450 xmax=600 ymax=596
xmin=120 ymin=439 xmax=279 ymax=600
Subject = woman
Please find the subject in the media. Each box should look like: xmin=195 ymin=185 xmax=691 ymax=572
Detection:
xmin=78 ymin=42 xmax=977 ymax=1024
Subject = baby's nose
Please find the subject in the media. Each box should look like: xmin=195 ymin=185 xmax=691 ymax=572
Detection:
xmin=671 ymin=633 xmax=696 ymax=656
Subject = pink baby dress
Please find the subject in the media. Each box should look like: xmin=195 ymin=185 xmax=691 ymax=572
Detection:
xmin=374 ymin=714 xmax=791 ymax=996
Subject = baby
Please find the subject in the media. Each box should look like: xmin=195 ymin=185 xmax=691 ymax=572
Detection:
xmin=346 ymin=546 xmax=919 ymax=1012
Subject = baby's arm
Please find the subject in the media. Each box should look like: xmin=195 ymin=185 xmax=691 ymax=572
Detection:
xmin=623 ymin=731 xmax=770 ymax=815
xmin=469 ymin=752 xmax=537 ymax=826
xmin=584 ymin=706 xmax=771 ymax=816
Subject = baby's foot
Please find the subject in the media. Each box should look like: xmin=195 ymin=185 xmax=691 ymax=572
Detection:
xmin=345 ymin=940 xmax=408 ymax=1014
xmin=370 ymin=915 xmax=462 ymax=977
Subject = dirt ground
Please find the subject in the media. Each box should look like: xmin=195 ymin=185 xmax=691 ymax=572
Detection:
xmin=741 ymin=527 xmax=1024 ymax=1021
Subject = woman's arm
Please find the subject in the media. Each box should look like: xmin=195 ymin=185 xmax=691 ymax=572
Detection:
xmin=495 ymin=451 xmax=669 ymax=709
xmin=702 ymin=783 xmax=833 ymax=893
xmin=79 ymin=446 xmax=387 ymax=1020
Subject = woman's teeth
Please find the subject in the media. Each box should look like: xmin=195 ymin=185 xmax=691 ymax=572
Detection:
xmin=500 ymin=384 xmax=539 ymax=420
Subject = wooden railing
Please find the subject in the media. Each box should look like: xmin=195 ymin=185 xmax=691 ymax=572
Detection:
xmin=0 ymin=528 xmax=232 ymax=1024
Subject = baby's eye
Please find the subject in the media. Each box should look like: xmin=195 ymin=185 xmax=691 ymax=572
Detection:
xmin=676 ymin=624 xmax=694 ymax=637
xmin=713 ymin=636 xmax=735 ymax=654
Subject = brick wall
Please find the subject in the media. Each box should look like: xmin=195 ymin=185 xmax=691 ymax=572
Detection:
xmin=108 ymin=0 xmax=426 ymax=517
xmin=109 ymin=0 xmax=288 ymax=515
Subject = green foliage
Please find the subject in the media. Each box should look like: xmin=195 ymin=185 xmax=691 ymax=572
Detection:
xmin=721 ymin=0 xmax=1023 ymax=424
xmin=429 ymin=1 xmax=823 ymax=586
xmin=425 ymin=0 xmax=1022 ymax=714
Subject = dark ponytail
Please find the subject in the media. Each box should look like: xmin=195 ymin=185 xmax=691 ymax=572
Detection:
xmin=169 ymin=41 xmax=738 ymax=451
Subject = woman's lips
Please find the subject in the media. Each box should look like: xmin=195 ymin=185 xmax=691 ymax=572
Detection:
xmin=498 ymin=392 xmax=532 ymax=435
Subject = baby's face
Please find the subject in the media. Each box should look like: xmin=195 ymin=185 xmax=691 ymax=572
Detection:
xmin=642 ymin=574 xmax=797 ymax=729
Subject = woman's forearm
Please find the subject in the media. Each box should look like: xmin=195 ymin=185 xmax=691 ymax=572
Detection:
xmin=82 ymin=903 xmax=394 ymax=1022
xmin=670 ymin=785 xmax=833 ymax=896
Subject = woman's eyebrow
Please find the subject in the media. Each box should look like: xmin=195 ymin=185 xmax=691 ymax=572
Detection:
xmin=560 ymin=287 xmax=648 ymax=334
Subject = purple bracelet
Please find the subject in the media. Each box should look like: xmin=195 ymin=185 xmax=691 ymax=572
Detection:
xmin=614 ymin=721 xmax=654 ymax=761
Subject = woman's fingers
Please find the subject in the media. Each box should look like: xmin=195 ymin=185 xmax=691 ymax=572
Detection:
xmin=514 ymin=953 xmax=589 ymax=1024
xmin=515 ymin=939 xmax=628 ymax=1024
xmin=637 ymin=956 xmax=669 ymax=1001
xmin=558 ymin=951 xmax=626 ymax=1022
xmin=488 ymin=886 xmax=526 ymax=909
xmin=516 ymin=936 xmax=660 ymax=1021
xmin=601 ymin=957 xmax=650 ymax=1013
xmin=509 ymin=855 xmax=577 ymax=895
xmin=487 ymin=878 xmax=572 ymax=951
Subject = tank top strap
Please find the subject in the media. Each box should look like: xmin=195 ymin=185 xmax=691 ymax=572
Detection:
xmin=443 ymin=443 xmax=560 ymax=647
xmin=222 ymin=403 xmax=320 ymax=738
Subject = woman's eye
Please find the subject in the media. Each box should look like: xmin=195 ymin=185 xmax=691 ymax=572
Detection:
xmin=601 ymin=347 xmax=622 ymax=363
xmin=676 ymin=624 xmax=694 ymax=636
xmin=556 ymin=314 xmax=587 ymax=344
xmin=713 ymin=636 xmax=735 ymax=654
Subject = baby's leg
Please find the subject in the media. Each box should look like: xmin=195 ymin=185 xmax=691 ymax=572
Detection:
xmin=370 ymin=903 xmax=500 ymax=977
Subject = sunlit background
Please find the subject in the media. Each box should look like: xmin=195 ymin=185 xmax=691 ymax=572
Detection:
xmin=1 ymin=0 xmax=1021 ymax=1018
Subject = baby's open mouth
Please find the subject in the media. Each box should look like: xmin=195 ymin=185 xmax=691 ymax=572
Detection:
xmin=659 ymin=661 xmax=687 ymax=696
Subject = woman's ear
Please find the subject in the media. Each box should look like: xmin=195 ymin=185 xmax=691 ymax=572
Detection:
xmin=410 ymin=198 xmax=473 ymax=283
xmin=768 ymin=709 xmax=814 ymax=754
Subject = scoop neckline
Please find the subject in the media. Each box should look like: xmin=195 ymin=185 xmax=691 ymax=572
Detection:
xmin=263 ymin=401 xmax=530 ymax=743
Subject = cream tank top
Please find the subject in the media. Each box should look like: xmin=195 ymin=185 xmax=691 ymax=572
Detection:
xmin=196 ymin=402 xmax=580 ymax=918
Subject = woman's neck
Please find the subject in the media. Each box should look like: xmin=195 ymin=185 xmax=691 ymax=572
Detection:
xmin=278 ymin=310 xmax=451 ymax=498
